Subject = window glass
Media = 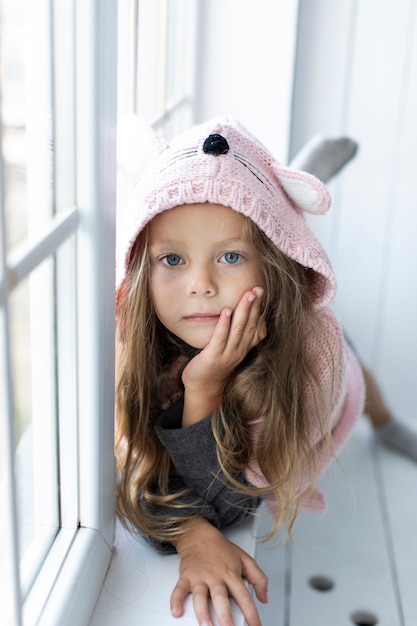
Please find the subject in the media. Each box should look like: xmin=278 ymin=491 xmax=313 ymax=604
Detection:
xmin=0 ymin=0 xmax=29 ymax=251
xmin=121 ymin=0 xmax=196 ymax=135
xmin=0 ymin=308 xmax=19 ymax=626
xmin=9 ymin=257 xmax=59 ymax=596
xmin=0 ymin=0 xmax=55 ymax=254
xmin=52 ymin=0 xmax=76 ymax=212
xmin=0 ymin=0 xmax=77 ymax=615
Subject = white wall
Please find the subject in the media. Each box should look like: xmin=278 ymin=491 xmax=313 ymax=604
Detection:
xmin=195 ymin=0 xmax=299 ymax=161
xmin=291 ymin=0 xmax=417 ymax=419
xmin=198 ymin=0 xmax=417 ymax=420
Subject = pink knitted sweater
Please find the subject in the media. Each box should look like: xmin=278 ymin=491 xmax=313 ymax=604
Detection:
xmin=244 ymin=308 xmax=365 ymax=515
xmin=117 ymin=116 xmax=366 ymax=519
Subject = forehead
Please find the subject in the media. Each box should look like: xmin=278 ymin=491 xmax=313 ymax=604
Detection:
xmin=149 ymin=203 xmax=249 ymax=241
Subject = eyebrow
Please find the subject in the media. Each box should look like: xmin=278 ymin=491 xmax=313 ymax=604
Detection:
xmin=150 ymin=237 xmax=247 ymax=248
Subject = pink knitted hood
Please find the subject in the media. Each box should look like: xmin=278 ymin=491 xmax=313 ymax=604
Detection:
xmin=117 ymin=116 xmax=336 ymax=308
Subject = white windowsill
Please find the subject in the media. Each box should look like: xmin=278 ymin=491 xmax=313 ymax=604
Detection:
xmin=88 ymin=418 xmax=417 ymax=626
xmin=90 ymin=517 xmax=258 ymax=626
xmin=26 ymin=526 xmax=113 ymax=626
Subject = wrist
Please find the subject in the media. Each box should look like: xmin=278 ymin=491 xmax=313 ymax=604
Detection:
xmin=172 ymin=516 xmax=218 ymax=554
xmin=182 ymin=387 xmax=222 ymax=427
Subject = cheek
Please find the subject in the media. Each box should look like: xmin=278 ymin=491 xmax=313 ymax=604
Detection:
xmin=151 ymin=284 xmax=168 ymax=311
xmin=150 ymin=271 xmax=179 ymax=316
xmin=150 ymin=274 xmax=165 ymax=313
xmin=252 ymin=260 xmax=265 ymax=287
xmin=237 ymin=266 xmax=265 ymax=293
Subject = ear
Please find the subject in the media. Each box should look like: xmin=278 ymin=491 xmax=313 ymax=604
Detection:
xmin=271 ymin=162 xmax=331 ymax=215
xmin=117 ymin=114 xmax=167 ymax=186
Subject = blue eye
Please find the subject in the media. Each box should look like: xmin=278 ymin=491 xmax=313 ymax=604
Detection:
xmin=221 ymin=252 xmax=242 ymax=264
xmin=162 ymin=254 xmax=183 ymax=266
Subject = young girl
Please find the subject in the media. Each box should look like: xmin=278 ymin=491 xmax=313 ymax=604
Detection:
xmin=115 ymin=117 xmax=365 ymax=626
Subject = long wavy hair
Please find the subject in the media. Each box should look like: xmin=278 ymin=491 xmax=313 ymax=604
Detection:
xmin=115 ymin=213 xmax=340 ymax=543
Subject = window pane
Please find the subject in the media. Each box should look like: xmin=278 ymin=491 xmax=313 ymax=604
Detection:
xmin=9 ymin=257 xmax=59 ymax=596
xmin=0 ymin=0 xmax=29 ymax=251
xmin=135 ymin=0 xmax=166 ymax=120
xmin=1 ymin=0 xmax=114 ymax=620
xmin=121 ymin=0 xmax=196 ymax=136
xmin=0 ymin=309 xmax=21 ymax=626
xmin=165 ymin=0 xmax=195 ymax=103
xmin=52 ymin=0 xmax=76 ymax=212
xmin=55 ymin=235 xmax=78 ymax=528
xmin=0 ymin=0 xmax=55 ymax=254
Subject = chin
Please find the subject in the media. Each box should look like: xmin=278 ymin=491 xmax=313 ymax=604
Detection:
xmin=186 ymin=339 xmax=210 ymax=350
xmin=183 ymin=332 xmax=214 ymax=350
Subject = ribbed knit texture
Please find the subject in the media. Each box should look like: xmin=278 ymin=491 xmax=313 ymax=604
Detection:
xmin=117 ymin=117 xmax=337 ymax=309
xmin=116 ymin=116 xmax=366 ymax=517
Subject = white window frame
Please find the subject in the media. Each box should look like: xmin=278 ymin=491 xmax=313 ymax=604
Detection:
xmin=117 ymin=0 xmax=201 ymax=235
xmin=2 ymin=1 xmax=203 ymax=623
xmin=0 ymin=1 xmax=117 ymax=625
xmin=118 ymin=0 xmax=201 ymax=131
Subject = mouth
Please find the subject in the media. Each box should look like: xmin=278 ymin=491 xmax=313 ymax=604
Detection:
xmin=183 ymin=313 xmax=220 ymax=324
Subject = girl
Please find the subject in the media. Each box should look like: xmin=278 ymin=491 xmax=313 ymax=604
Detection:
xmin=115 ymin=117 xmax=365 ymax=626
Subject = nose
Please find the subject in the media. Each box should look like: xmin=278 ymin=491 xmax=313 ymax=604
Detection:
xmin=187 ymin=264 xmax=217 ymax=297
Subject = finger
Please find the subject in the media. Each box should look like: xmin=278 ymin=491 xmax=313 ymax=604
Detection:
xmin=208 ymin=584 xmax=236 ymax=626
xmin=203 ymin=306 xmax=233 ymax=354
xmin=244 ymin=288 xmax=267 ymax=348
xmin=241 ymin=554 xmax=269 ymax=604
xmin=225 ymin=577 xmax=262 ymax=626
xmin=191 ymin=583 xmax=215 ymax=626
xmin=170 ymin=578 xmax=190 ymax=618
xmin=254 ymin=318 xmax=267 ymax=346
xmin=227 ymin=287 xmax=264 ymax=349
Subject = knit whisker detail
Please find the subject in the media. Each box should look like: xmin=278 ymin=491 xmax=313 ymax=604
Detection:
xmin=158 ymin=147 xmax=199 ymax=173
xmin=234 ymin=153 xmax=278 ymax=197
xmin=234 ymin=155 xmax=266 ymax=185
xmin=117 ymin=116 xmax=335 ymax=308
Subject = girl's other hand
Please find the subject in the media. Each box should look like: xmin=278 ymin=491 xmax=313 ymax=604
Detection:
xmin=171 ymin=517 xmax=268 ymax=626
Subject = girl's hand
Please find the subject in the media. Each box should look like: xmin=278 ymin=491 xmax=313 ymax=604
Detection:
xmin=171 ymin=517 xmax=268 ymax=626
xmin=182 ymin=287 xmax=266 ymax=426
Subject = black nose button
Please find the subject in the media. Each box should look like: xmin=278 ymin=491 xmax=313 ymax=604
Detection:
xmin=202 ymin=134 xmax=229 ymax=155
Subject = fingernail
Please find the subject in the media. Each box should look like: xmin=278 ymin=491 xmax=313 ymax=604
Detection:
xmin=254 ymin=287 xmax=264 ymax=297
xmin=247 ymin=294 xmax=256 ymax=303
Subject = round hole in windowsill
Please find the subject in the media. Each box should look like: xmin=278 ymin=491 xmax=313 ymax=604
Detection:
xmin=308 ymin=575 xmax=334 ymax=592
xmin=351 ymin=610 xmax=378 ymax=626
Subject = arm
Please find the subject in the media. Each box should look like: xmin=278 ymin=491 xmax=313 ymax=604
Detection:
xmin=155 ymin=403 xmax=261 ymax=529
xmin=151 ymin=406 xmax=265 ymax=624
xmin=156 ymin=289 xmax=267 ymax=624
xmin=149 ymin=286 xmax=265 ymax=533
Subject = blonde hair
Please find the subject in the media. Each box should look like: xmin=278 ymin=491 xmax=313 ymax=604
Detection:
xmin=115 ymin=215 xmax=339 ymax=544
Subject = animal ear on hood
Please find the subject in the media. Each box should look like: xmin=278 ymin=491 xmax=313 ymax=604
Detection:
xmin=271 ymin=162 xmax=331 ymax=215
xmin=117 ymin=115 xmax=167 ymax=222
xmin=117 ymin=114 xmax=167 ymax=186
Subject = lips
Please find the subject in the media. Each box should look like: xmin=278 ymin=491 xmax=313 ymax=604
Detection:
xmin=183 ymin=313 xmax=220 ymax=324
